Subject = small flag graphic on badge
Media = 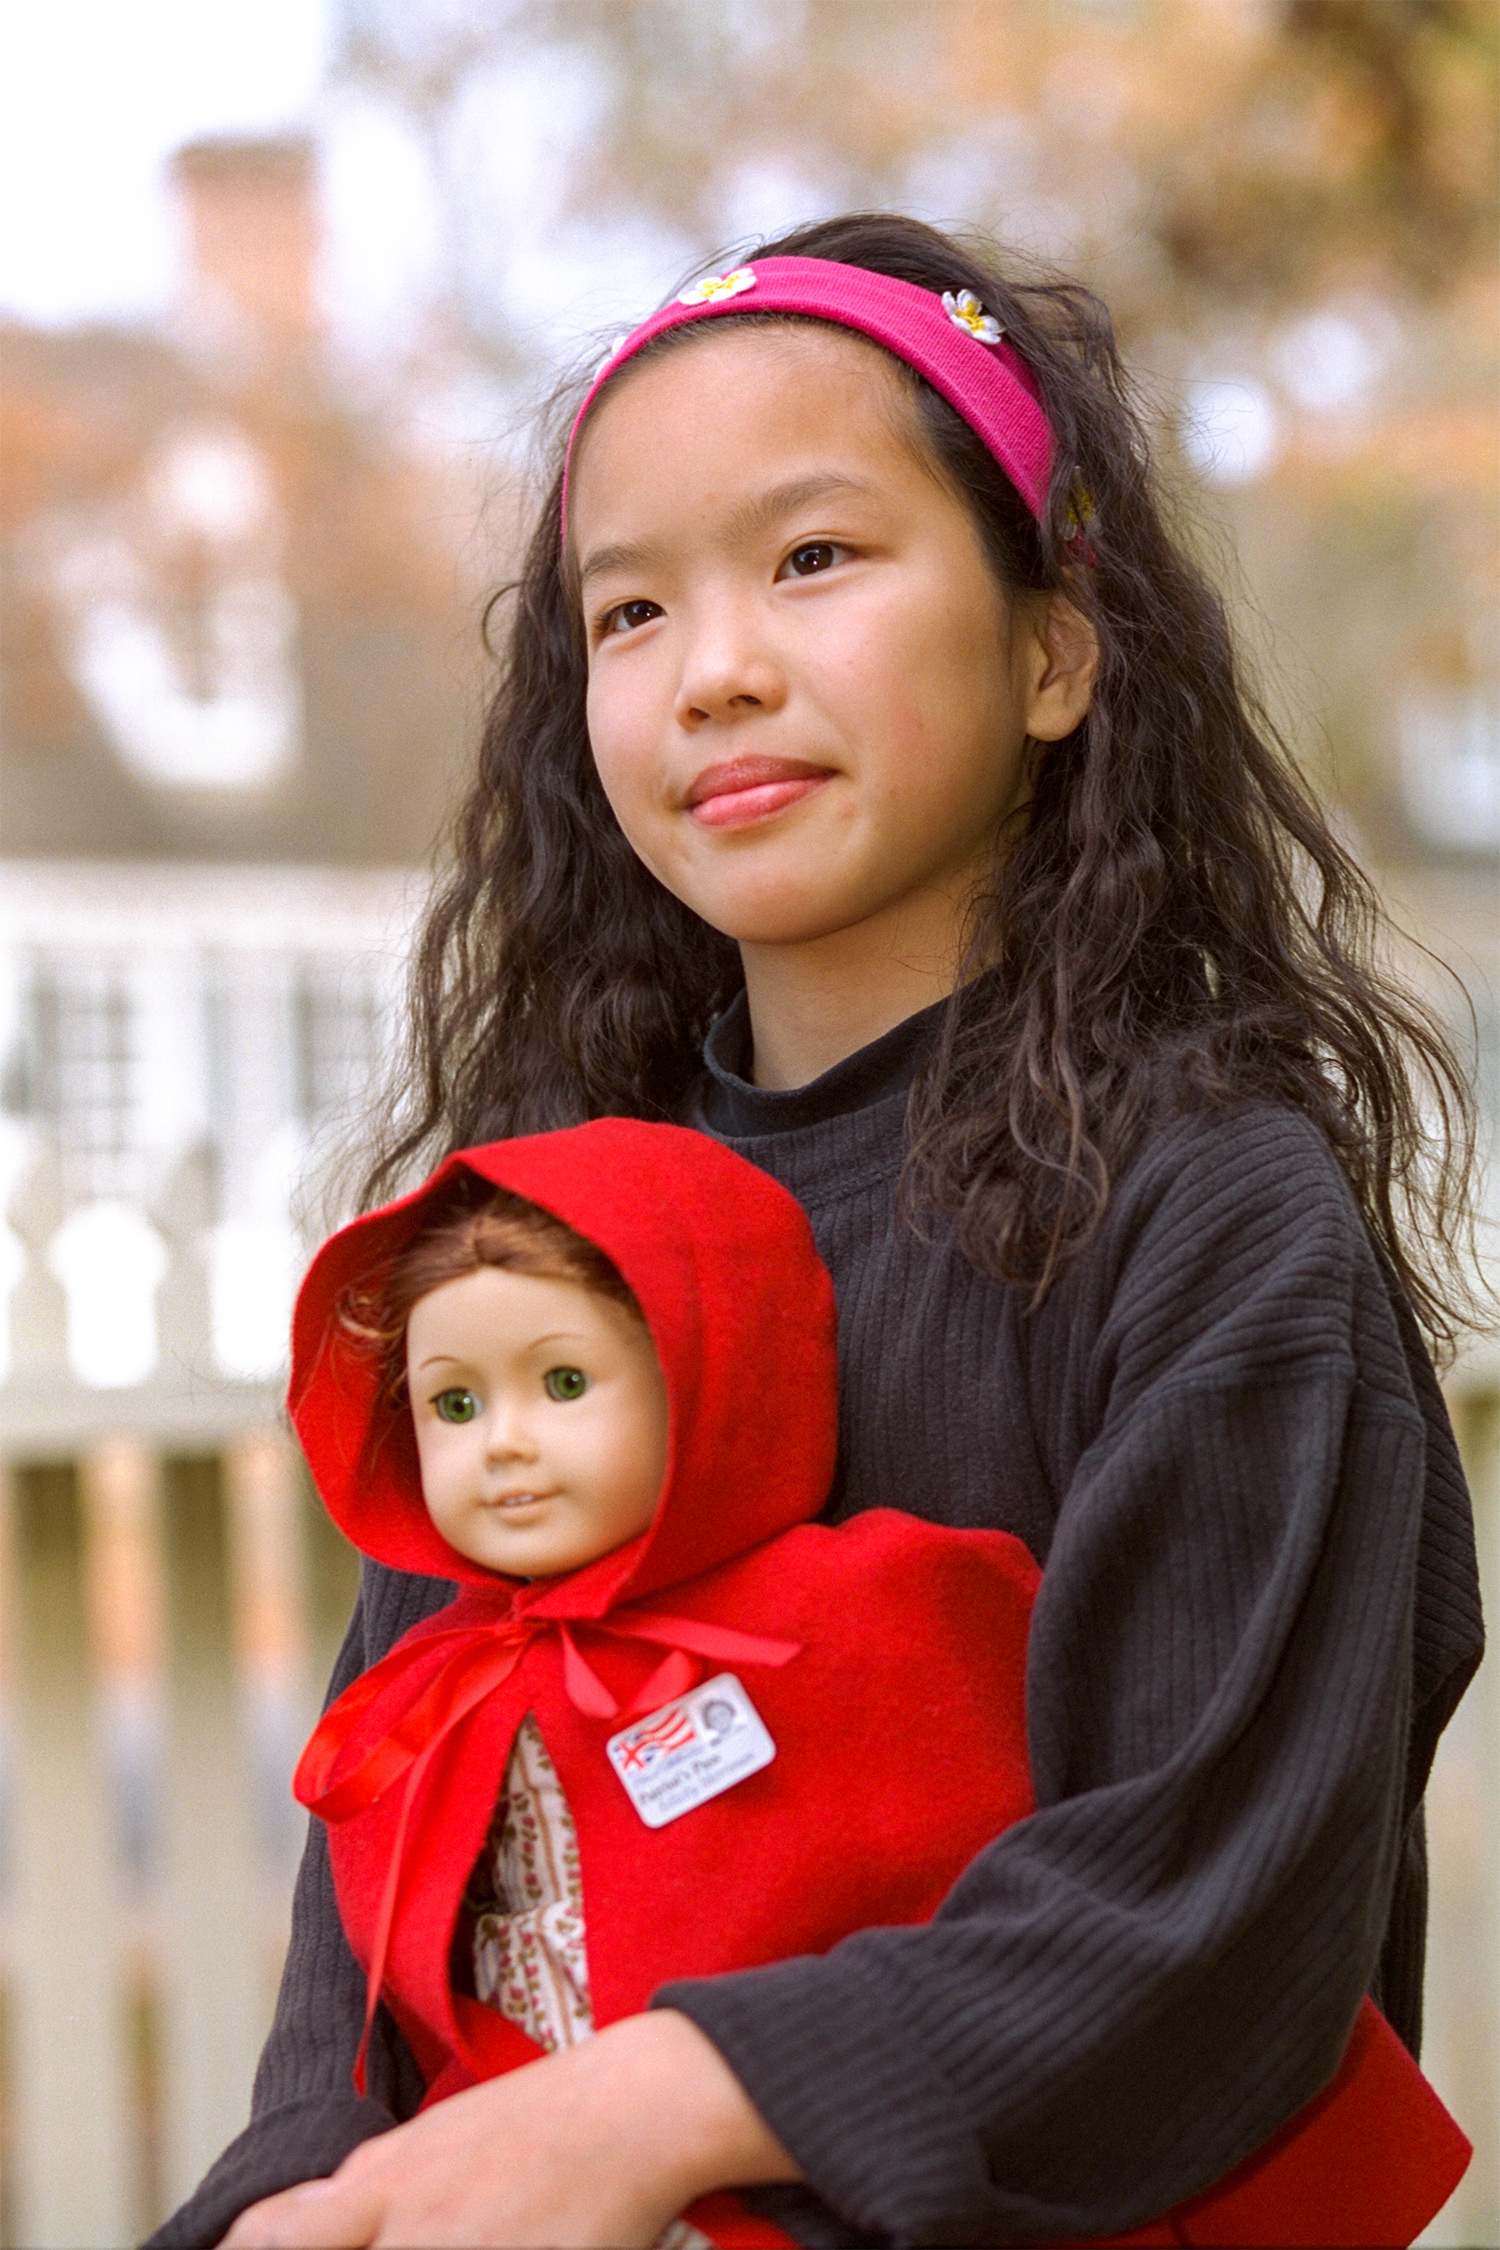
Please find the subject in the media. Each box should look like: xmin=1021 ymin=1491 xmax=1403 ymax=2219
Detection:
xmin=607 ymin=1674 xmax=776 ymax=1827
xmin=616 ymin=1702 xmax=698 ymax=1769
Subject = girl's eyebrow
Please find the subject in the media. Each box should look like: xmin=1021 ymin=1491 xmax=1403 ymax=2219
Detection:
xmin=577 ymin=472 xmax=879 ymax=590
xmin=578 ymin=536 xmax=663 ymax=592
xmin=718 ymin=472 xmax=880 ymax=551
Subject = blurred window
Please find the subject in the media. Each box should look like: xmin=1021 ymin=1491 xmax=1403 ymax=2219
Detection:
xmin=26 ymin=969 xmax=143 ymax=1204
xmin=293 ymin=968 xmax=383 ymax=1126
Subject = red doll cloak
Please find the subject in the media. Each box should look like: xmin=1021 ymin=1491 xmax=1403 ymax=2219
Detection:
xmin=291 ymin=1119 xmax=1467 ymax=2249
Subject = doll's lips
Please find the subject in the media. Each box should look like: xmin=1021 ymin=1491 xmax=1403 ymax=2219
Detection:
xmin=685 ymin=756 xmax=833 ymax=830
xmin=483 ymin=1491 xmax=553 ymax=1512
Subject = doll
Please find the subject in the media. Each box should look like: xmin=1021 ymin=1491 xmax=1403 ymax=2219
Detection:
xmin=290 ymin=1118 xmax=1466 ymax=2250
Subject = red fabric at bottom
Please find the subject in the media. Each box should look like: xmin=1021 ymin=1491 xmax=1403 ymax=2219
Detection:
xmin=682 ymin=2189 xmax=802 ymax=2247
xmin=1076 ymin=1999 xmax=1471 ymax=2249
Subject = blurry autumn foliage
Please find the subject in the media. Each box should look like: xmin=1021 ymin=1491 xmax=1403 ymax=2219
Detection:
xmin=336 ymin=0 xmax=1498 ymax=341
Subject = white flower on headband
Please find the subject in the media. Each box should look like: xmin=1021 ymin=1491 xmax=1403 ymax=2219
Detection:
xmin=678 ymin=266 xmax=757 ymax=306
xmin=591 ymin=330 xmax=631 ymax=380
xmin=942 ymin=289 xmax=1004 ymax=346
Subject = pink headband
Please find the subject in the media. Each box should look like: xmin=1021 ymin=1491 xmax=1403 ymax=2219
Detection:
xmin=562 ymin=254 xmax=1056 ymax=531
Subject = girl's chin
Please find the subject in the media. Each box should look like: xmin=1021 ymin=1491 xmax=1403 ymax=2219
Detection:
xmin=645 ymin=851 xmax=883 ymax=954
xmin=675 ymin=899 xmax=851 ymax=949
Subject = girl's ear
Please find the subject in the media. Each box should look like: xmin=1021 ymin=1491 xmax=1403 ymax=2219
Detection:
xmin=1023 ymin=595 xmax=1099 ymax=743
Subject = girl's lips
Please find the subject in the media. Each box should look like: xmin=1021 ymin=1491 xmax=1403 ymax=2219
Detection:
xmin=686 ymin=757 xmax=833 ymax=830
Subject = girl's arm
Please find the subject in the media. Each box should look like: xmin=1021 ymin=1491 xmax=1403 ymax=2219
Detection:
xmin=652 ymin=1105 xmax=1482 ymax=2243
xmin=220 ymin=2011 xmax=798 ymax=2249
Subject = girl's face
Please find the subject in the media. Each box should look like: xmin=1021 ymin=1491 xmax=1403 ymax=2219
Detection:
xmin=406 ymin=1264 xmax=669 ymax=1577
xmin=571 ymin=324 xmax=1091 ymax=968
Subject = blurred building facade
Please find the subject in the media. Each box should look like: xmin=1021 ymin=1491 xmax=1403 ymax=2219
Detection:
xmin=5 ymin=134 xmax=479 ymax=866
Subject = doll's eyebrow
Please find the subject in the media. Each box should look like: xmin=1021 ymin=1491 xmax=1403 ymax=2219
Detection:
xmin=577 ymin=473 xmax=878 ymax=590
xmin=412 ymin=1329 xmax=590 ymax=1375
xmin=411 ymin=1329 xmax=590 ymax=1375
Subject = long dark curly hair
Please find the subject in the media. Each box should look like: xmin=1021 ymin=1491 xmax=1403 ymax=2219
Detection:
xmin=363 ymin=212 xmax=1479 ymax=1355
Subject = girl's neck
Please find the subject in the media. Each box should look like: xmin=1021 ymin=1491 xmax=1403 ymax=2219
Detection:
xmin=739 ymin=894 xmax=968 ymax=1090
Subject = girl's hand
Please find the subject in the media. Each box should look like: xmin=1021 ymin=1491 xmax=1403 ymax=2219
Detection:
xmin=219 ymin=2009 xmax=801 ymax=2248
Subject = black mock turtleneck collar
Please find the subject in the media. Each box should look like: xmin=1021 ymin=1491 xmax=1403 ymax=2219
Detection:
xmin=696 ymin=988 xmax=946 ymax=1138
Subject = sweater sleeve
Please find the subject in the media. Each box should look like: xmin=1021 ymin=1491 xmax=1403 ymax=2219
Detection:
xmin=656 ymin=1107 xmax=1482 ymax=2245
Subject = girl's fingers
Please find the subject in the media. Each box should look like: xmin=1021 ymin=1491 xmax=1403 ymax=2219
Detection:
xmin=221 ymin=2174 xmax=378 ymax=2248
xmin=217 ymin=2015 xmax=788 ymax=2248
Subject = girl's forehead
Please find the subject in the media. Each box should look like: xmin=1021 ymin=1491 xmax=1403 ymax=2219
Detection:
xmin=568 ymin=323 xmax=920 ymax=530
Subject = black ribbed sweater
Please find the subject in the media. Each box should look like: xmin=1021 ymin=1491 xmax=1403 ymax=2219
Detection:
xmin=151 ymin=999 xmax=1483 ymax=2249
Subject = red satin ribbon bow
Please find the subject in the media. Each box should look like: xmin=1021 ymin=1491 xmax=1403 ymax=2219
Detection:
xmin=294 ymin=1602 xmax=801 ymax=2089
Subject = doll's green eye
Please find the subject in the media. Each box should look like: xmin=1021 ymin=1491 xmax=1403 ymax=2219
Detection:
xmin=434 ymin=1388 xmax=479 ymax=1424
xmin=544 ymin=1366 xmax=589 ymax=1402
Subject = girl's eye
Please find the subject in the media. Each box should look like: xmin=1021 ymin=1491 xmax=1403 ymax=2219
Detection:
xmin=435 ymin=1389 xmax=479 ymax=1424
xmin=780 ymin=541 xmax=846 ymax=579
xmin=600 ymin=598 xmax=662 ymax=637
xmin=544 ymin=1366 xmax=590 ymax=1402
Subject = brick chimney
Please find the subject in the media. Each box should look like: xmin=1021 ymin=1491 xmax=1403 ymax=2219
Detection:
xmin=172 ymin=135 xmax=319 ymax=346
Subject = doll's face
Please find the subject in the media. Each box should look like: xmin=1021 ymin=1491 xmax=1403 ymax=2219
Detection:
xmin=406 ymin=1265 xmax=669 ymax=1577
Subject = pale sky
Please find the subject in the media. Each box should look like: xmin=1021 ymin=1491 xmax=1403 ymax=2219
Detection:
xmin=1 ymin=0 xmax=339 ymax=327
xmin=0 ymin=0 xmax=692 ymax=373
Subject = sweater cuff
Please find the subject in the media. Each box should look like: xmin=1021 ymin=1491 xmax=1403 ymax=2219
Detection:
xmin=655 ymin=1956 xmax=996 ymax=2246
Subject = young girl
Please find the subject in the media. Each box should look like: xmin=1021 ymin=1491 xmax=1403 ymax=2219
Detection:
xmin=233 ymin=1118 xmax=1464 ymax=2250
xmin=174 ymin=213 xmax=1483 ymax=2247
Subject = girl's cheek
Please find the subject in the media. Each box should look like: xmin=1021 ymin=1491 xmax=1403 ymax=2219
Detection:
xmin=589 ymin=718 xmax=663 ymax=853
xmin=585 ymin=685 xmax=640 ymax=802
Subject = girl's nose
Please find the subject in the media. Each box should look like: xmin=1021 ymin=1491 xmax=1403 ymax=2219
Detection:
xmin=674 ymin=602 xmax=786 ymax=729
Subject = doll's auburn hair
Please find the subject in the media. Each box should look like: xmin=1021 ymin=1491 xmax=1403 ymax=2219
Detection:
xmin=339 ymin=1177 xmax=642 ymax=1403
xmin=363 ymin=211 xmax=1480 ymax=1355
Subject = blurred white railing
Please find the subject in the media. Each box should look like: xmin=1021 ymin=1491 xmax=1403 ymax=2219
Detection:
xmin=1 ymin=1430 xmax=359 ymax=2245
xmin=0 ymin=860 xmax=420 ymax=1422
xmin=0 ymin=863 xmax=412 ymax=2244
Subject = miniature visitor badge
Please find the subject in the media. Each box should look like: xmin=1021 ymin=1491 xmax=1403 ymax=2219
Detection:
xmin=606 ymin=1672 xmax=775 ymax=1828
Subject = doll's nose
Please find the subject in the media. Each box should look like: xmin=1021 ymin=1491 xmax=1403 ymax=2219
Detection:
xmin=482 ymin=1401 xmax=538 ymax=1463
